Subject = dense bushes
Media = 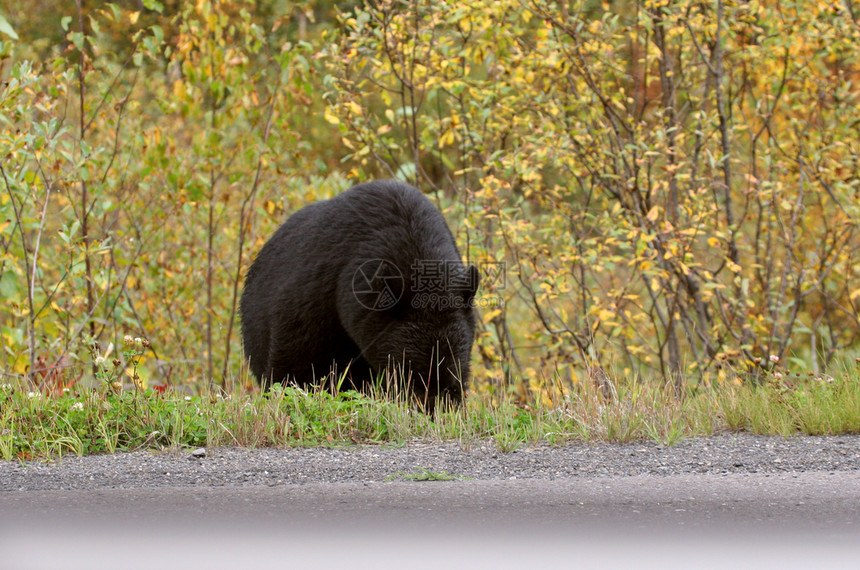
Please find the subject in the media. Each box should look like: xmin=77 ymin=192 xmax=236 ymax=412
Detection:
xmin=1 ymin=0 xmax=858 ymax=397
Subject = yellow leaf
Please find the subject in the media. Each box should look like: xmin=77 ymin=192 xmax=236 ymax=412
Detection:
xmin=646 ymin=206 xmax=660 ymax=222
xmin=129 ymin=11 xmax=140 ymax=25
xmin=482 ymin=309 xmax=502 ymax=323
xmin=346 ymin=101 xmax=363 ymax=116
xmin=172 ymin=80 xmax=186 ymax=99
xmin=323 ymin=108 xmax=340 ymax=125
xmin=707 ymin=237 xmax=720 ymax=248
xmin=597 ymin=308 xmax=615 ymax=321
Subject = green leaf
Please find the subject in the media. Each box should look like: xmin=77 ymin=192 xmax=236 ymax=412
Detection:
xmin=0 ymin=271 xmax=18 ymax=299
xmin=0 ymin=14 xmax=18 ymax=39
xmin=69 ymin=32 xmax=84 ymax=50
xmin=106 ymin=3 xmax=121 ymax=22
xmin=142 ymin=0 xmax=164 ymax=13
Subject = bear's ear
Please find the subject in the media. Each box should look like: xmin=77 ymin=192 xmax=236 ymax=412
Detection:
xmin=463 ymin=264 xmax=479 ymax=304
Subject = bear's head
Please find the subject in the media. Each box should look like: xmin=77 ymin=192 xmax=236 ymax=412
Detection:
xmin=342 ymin=261 xmax=479 ymax=411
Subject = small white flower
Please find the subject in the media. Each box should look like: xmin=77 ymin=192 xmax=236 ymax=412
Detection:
xmin=0 ymin=384 xmax=12 ymax=391
xmin=773 ymin=372 xmax=783 ymax=379
xmin=28 ymin=392 xmax=41 ymax=399
xmin=95 ymin=356 xmax=106 ymax=366
xmin=184 ymin=396 xmax=192 ymax=401
xmin=769 ymin=354 xmax=779 ymax=363
xmin=71 ymin=402 xmax=84 ymax=412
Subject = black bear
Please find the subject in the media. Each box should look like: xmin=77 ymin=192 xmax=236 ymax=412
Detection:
xmin=240 ymin=179 xmax=479 ymax=410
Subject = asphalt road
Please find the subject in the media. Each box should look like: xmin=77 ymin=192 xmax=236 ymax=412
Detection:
xmin=3 ymin=471 xmax=859 ymax=569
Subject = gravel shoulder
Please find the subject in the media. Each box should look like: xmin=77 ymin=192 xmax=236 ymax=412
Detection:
xmin=2 ymin=432 xmax=858 ymax=491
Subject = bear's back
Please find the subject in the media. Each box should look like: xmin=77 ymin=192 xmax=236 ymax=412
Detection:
xmin=329 ymin=180 xmax=460 ymax=266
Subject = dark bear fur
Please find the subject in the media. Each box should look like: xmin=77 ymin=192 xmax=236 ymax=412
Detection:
xmin=240 ymin=180 xmax=478 ymax=410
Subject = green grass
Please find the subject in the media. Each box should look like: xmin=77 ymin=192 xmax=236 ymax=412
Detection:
xmin=384 ymin=468 xmax=470 ymax=481
xmin=1 ymin=371 xmax=859 ymax=461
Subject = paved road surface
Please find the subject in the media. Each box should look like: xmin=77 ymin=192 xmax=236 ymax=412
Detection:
xmin=2 ymin=471 xmax=859 ymax=569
